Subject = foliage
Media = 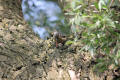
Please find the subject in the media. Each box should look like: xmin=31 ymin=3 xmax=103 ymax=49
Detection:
xmin=64 ymin=0 xmax=120 ymax=73
xmin=65 ymin=40 xmax=74 ymax=45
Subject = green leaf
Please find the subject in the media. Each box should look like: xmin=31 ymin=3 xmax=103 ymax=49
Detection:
xmin=98 ymin=0 xmax=106 ymax=11
xmin=94 ymin=2 xmax=99 ymax=10
xmin=65 ymin=40 xmax=74 ymax=45
xmin=71 ymin=1 xmax=76 ymax=9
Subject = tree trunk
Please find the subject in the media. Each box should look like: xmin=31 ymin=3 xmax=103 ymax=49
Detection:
xmin=0 ymin=0 xmax=116 ymax=80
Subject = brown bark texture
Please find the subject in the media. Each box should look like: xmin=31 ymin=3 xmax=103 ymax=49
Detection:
xmin=0 ymin=0 xmax=119 ymax=80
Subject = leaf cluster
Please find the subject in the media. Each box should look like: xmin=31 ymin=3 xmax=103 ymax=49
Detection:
xmin=64 ymin=0 xmax=120 ymax=73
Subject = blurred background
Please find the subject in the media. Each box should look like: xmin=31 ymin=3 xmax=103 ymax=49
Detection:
xmin=22 ymin=0 xmax=70 ymax=39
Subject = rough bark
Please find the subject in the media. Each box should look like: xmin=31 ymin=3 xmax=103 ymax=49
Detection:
xmin=0 ymin=0 xmax=119 ymax=80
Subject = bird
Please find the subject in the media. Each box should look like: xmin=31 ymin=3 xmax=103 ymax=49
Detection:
xmin=53 ymin=31 xmax=67 ymax=48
